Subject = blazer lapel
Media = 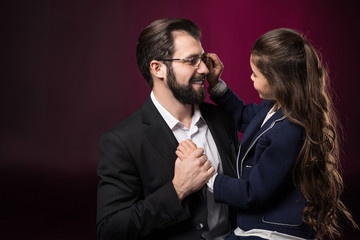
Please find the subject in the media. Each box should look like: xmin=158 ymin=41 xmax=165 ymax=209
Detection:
xmin=240 ymin=105 xmax=286 ymax=160
xmin=240 ymin=104 xmax=273 ymax=156
xmin=142 ymin=97 xmax=179 ymax=169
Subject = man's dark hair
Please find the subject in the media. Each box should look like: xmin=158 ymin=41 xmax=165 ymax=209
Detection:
xmin=136 ymin=18 xmax=201 ymax=88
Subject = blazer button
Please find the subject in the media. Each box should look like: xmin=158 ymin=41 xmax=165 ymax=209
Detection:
xmin=196 ymin=223 xmax=204 ymax=231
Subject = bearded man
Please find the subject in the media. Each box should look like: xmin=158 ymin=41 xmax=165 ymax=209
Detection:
xmin=96 ymin=18 xmax=239 ymax=240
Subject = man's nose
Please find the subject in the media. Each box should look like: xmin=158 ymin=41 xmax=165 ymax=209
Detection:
xmin=197 ymin=60 xmax=209 ymax=75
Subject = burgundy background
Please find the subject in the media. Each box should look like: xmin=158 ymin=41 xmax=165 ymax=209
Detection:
xmin=2 ymin=0 xmax=359 ymax=239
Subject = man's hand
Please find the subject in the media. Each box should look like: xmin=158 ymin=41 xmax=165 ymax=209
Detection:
xmin=206 ymin=53 xmax=224 ymax=90
xmin=172 ymin=142 xmax=214 ymax=201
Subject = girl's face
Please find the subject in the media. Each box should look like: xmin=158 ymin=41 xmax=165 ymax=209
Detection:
xmin=250 ymin=56 xmax=274 ymax=100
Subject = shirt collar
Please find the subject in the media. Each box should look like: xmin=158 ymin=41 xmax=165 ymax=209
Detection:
xmin=192 ymin=104 xmax=206 ymax=127
xmin=150 ymin=91 xmax=205 ymax=129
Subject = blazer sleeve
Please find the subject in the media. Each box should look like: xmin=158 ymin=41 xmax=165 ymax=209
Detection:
xmin=213 ymin=122 xmax=304 ymax=210
xmin=96 ymin=130 xmax=189 ymax=240
xmin=210 ymin=88 xmax=266 ymax=133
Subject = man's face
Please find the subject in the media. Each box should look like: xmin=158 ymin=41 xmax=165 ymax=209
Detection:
xmin=166 ymin=32 xmax=209 ymax=104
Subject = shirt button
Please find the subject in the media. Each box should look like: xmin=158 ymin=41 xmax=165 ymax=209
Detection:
xmin=196 ymin=223 xmax=204 ymax=231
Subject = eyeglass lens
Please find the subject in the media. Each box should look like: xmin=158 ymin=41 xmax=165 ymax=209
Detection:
xmin=193 ymin=54 xmax=208 ymax=66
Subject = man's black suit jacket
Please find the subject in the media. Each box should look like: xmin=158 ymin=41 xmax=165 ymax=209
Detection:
xmin=96 ymin=96 xmax=239 ymax=240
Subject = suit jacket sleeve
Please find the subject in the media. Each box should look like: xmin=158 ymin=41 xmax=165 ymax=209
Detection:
xmin=96 ymin=130 xmax=189 ymax=240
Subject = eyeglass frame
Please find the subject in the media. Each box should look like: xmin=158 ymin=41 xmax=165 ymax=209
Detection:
xmin=158 ymin=53 xmax=209 ymax=68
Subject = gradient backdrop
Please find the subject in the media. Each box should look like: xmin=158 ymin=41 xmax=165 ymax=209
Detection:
xmin=2 ymin=0 xmax=360 ymax=239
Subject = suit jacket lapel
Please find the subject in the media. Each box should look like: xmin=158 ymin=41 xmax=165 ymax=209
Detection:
xmin=200 ymin=104 xmax=237 ymax=178
xmin=142 ymin=96 xmax=179 ymax=169
xmin=142 ymin=97 xmax=205 ymax=205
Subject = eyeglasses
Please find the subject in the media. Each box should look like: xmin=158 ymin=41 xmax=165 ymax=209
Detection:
xmin=159 ymin=53 xmax=209 ymax=67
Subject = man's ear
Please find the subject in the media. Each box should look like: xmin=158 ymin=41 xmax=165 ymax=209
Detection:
xmin=150 ymin=60 xmax=166 ymax=80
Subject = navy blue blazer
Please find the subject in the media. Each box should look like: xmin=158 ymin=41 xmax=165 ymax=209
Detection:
xmin=211 ymin=88 xmax=315 ymax=239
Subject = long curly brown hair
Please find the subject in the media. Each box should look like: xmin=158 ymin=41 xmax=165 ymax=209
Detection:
xmin=251 ymin=28 xmax=358 ymax=239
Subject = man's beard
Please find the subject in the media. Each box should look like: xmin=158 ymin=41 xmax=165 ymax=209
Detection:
xmin=166 ymin=67 xmax=206 ymax=105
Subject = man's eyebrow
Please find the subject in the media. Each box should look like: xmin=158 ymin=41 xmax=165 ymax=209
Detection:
xmin=184 ymin=52 xmax=204 ymax=59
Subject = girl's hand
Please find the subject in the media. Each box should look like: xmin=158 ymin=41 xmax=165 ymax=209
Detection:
xmin=206 ymin=53 xmax=224 ymax=90
xmin=176 ymin=139 xmax=198 ymax=160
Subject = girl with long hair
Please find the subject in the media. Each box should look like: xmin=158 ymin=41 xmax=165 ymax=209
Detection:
xmin=176 ymin=28 xmax=357 ymax=239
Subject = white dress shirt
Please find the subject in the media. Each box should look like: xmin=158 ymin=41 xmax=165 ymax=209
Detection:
xmin=151 ymin=91 xmax=231 ymax=240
